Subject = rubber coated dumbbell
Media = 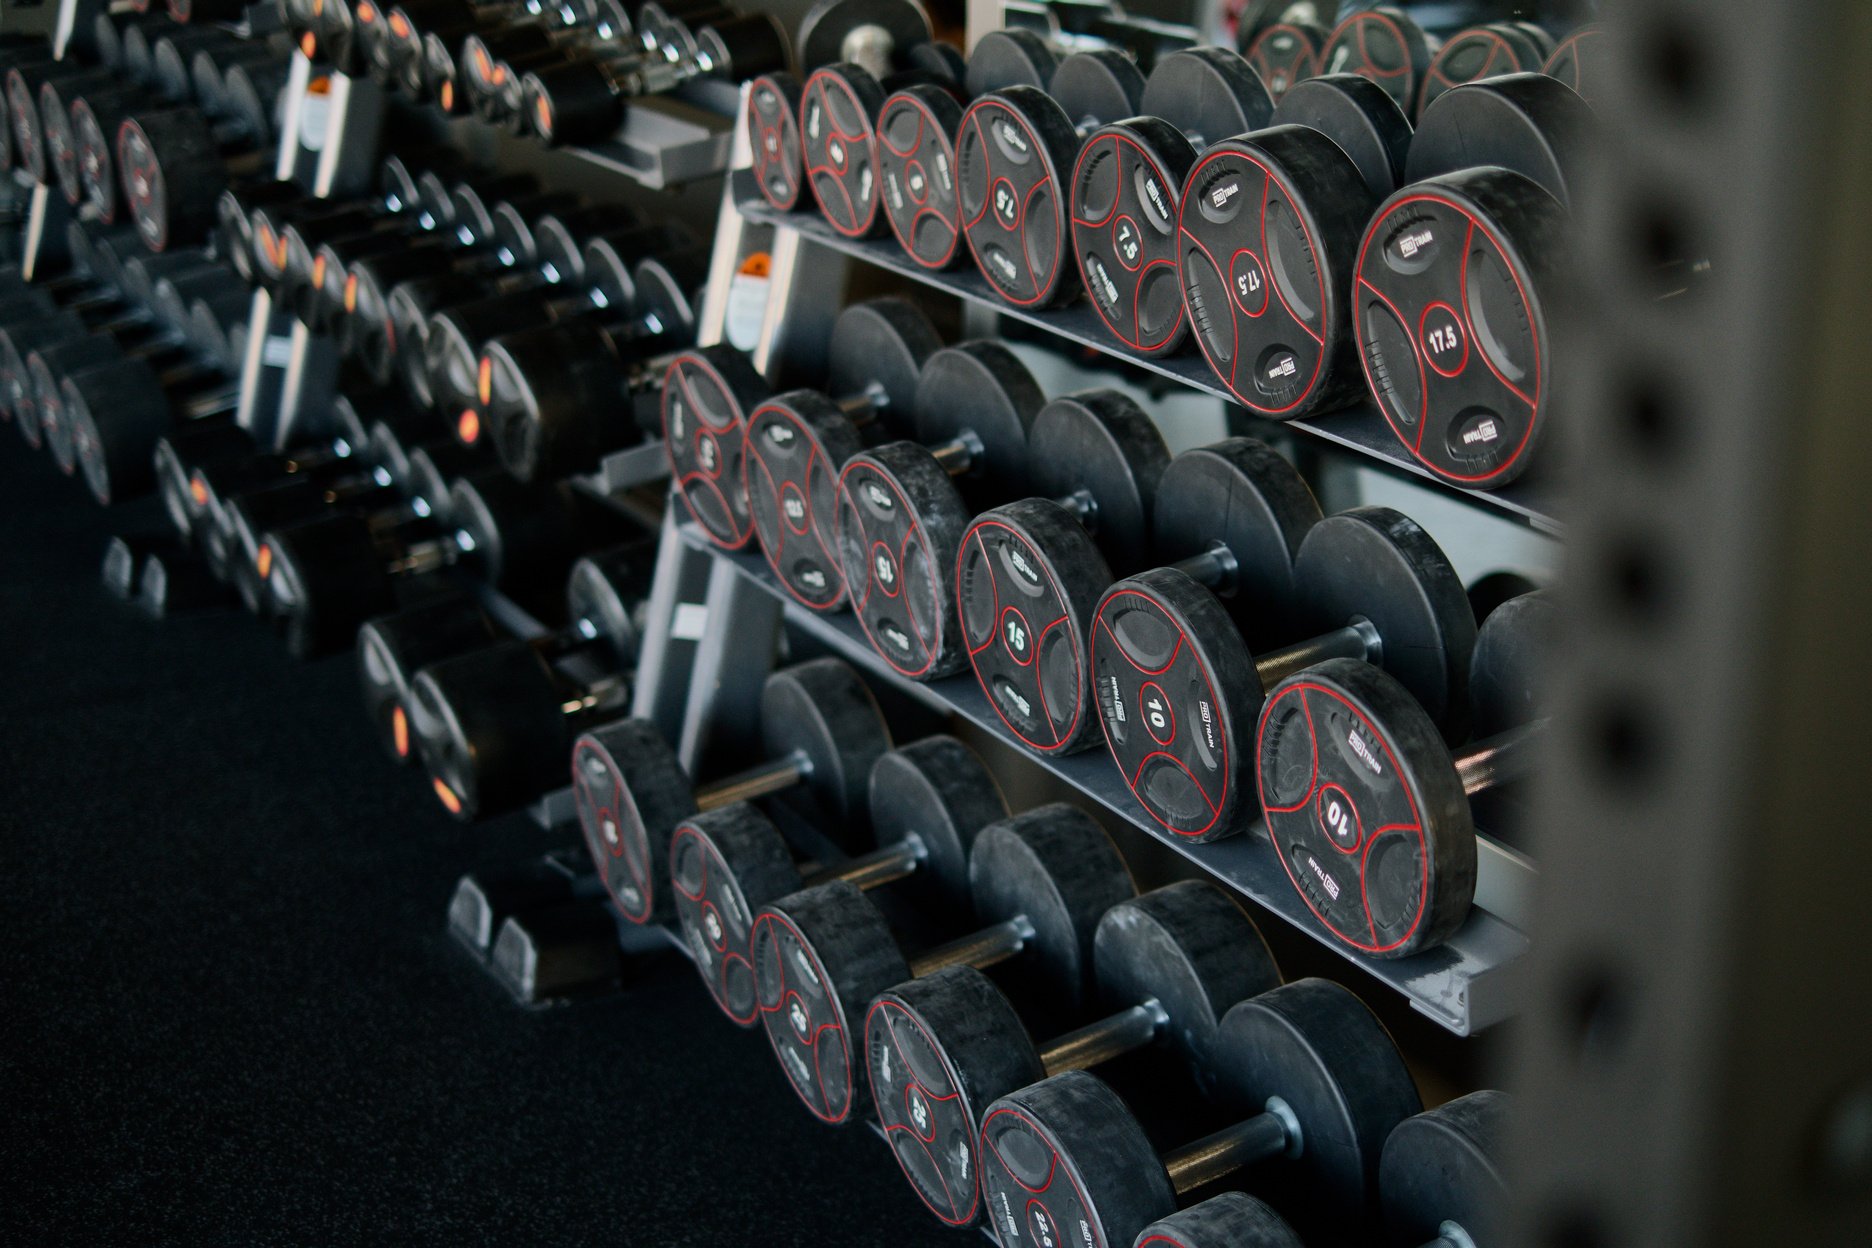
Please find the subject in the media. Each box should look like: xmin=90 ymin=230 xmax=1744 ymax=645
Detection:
xmin=736 ymin=303 xmax=959 ymax=609
xmin=259 ymin=473 xmax=626 ymax=655
xmin=361 ymin=1 xmax=577 ymax=100
xmin=1069 ymin=47 xmax=1271 ymax=355
xmin=69 ymin=358 xmax=240 ymax=506
xmin=1380 ymin=1091 xmax=1507 ymax=1248
xmin=1239 ymin=16 xmax=1328 ymax=104
xmin=452 ymin=5 xmax=652 ymax=128
xmin=829 ymin=343 xmax=1052 ymax=679
xmin=671 ymin=734 xmax=1005 ymax=1025
xmin=569 ymin=656 xmax=891 ymax=923
xmin=956 ymin=49 xmax=1144 ymax=307
xmin=952 ymin=390 xmax=1170 ymax=753
xmin=977 ymin=978 xmax=1422 ymax=1246
xmin=865 ymin=880 xmax=1280 ymax=1227
xmin=1177 ymin=73 xmax=1411 ymax=420
xmin=661 ymin=295 xmax=939 ymax=554
xmin=752 ymin=803 xmax=1135 ymax=1125
xmin=1318 ymin=5 xmax=1438 ymax=118
xmin=1257 ymin=591 xmax=1551 ymax=956
xmin=5 ymin=59 xmax=116 ymax=186
xmin=524 ymin=12 xmax=790 ymax=146
xmin=870 ymin=28 xmax=1063 ymax=270
xmin=112 ymin=98 xmax=279 ymax=250
xmin=1353 ymin=75 xmax=1595 ymax=488
xmin=1090 ymin=487 xmax=1477 ymax=842
xmin=359 ymin=544 xmax=651 ymax=764
xmin=1415 ymin=22 xmax=1553 ymax=117
xmin=745 ymin=0 xmax=942 ymax=216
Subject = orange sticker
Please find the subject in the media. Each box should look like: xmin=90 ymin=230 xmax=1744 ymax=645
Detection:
xmin=256 ymin=544 xmax=274 ymax=580
xmin=535 ymin=94 xmax=552 ymax=136
xmin=312 ymin=254 xmax=327 ymax=288
xmin=440 ymin=81 xmax=454 ymax=112
xmin=739 ymin=253 xmax=773 ymax=278
xmin=457 ymin=408 xmax=480 ymax=445
xmin=357 ymin=3 xmax=376 ymax=22
xmin=392 ymin=705 xmax=409 ymax=757
xmin=390 ymin=13 xmax=410 ymax=39
xmin=344 ymin=273 xmax=358 ymax=312
xmin=189 ymin=475 xmax=209 ymax=508
xmin=476 ymin=356 xmax=492 ymax=405
xmin=299 ymin=32 xmax=317 ymax=59
xmin=432 ymin=778 xmax=463 ymax=814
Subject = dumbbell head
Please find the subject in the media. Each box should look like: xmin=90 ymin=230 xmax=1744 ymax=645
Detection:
xmin=67 ymin=357 xmax=215 ymax=505
xmin=1416 ymin=23 xmax=1552 ymax=118
xmin=6 ymin=63 xmax=108 ymax=185
xmin=752 ymin=803 xmax=1134 ymax=1126
xmin=571 ymin=657 xmax=891 ymax=925
xmin=1380 ymin=1091 xmax=1507 ymax=1248
xmin=116 ymin=107 xmax=240 ymax=252
xmin=1318 ymin=5 xmax=1436 ymax=118
xmin=797 ymin=0 xmax=931 ymax=78
xmin=1241 ymin=19 xmax=1328 ymax=104
xmin=739 ymin=297 xmax=941 ymax=610
xmin=833 ymin=341 xmax=1044 ymax=679
xmin=1543 ymin=24 xmax=1608 ymax=106
xmin=1133 ymin=1193 xmax=1305 ymax=1248
xmin=1256 ymin=588 xmax=1546 ymax=957
xmin=953 ymin=390 xmax=1170 ymax=754
xmin=871 ymin=28 xmax=1057 ymax=271
xmin=956 ymin=51 xmax=1145 ymax=308
xmin=1178 ymin=73 xmax=1411 ymax=420
xmin=864 ymin=881 xmax=1278 ymax=1226
xmin=358 ymin=593 xmax=502 ymax=764
xmin=1355 ymin=75 xmax=1595 ymax=488
xmin=670 ymin=734 xmax=1004 ymax=1026
xmin=1070 ymin=48 xmax=1272 ymax=356
xmin=977 ymin=979 xmax=1420 ymax=1246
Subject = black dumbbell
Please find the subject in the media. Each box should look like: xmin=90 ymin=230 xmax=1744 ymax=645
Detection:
xmin=1541 ymin=24 xmax=1607 ymax=107
xmin=1177 ymin=73 xmax=1411 ymax=420
xmin=951 ymin=390 xmax=1170 ymax=755
xmin=259 ymin=472 xmax=624 ymax=655
xmin=1257 ymin=591 xmax=1551 ymax=957
xmin=1416 ymin=22 xmax=1553 ymax=117
xmin=1239 ymin=17 xmax=1328 ymax=104
xmin=454 ymin=0 xmax=693 ymax=126
xmin=1352 ymin=75 xmax=1595 ymax=489
xmin=1089 ymin=480 xmax=1477 ymax=841
xmin=827 ymin=343 xmax=1055 ymax=679
xmin=744 ymin=0 xmax=943 ymax=217
xmin=5 ymin=60 xmax=116 ymax=186
xmin=731 ymin=302 xmax=951 ymax=610
xmin=569 ymin=655 xmax=891 ymax=924
xmin=68 ymin=357 xmax=242 ymax=506
xmin=661 ymin=296 xmax=938 ymax=556
xmin=750 ymin=802 xmax=1134 ymax=1125
xmin=871 ymin=28 xmax=1064 ymax=271
xmin=978 ymin=978 xmax=1422 ymax=1246
xmin=955 ymin=49 xmax=1144 ymax=308
xmin=1380 ymin=1092 xmax=1508 ymax=1248
xmin=1068 ymin=48 xmax=1271 ymax=356
xmin=1318 ymin=5 xmax=1438 ymax=118
xmin=865 ymin=880 xmax=1280 ymax=1227
xmin=670 ymin=734 xmax=1005 ymax=1025
xmin=111 ymin=98 xmax=278 ymax=251
xmin=40 ymin=72 xmax=130 ymax=208
xmin=523 ymin=12 xmax=789 ymax=147
xmin=355 ymin=541 xmax=644 ymax=765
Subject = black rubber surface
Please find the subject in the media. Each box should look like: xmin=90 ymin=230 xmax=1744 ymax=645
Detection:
xmin=0 ymin=449 xmax=954 ymax=1245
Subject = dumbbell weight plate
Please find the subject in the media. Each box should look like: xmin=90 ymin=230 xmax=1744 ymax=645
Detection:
xmin=1543 ymin=25 xmax=1608 ymax=106
xmin=801 ymin=65 xmax=890 ymax=237
xmin=1416 ymin=24 xmax=1549 ymax=118
xmin=661 ymin=345 xmax=766 ymax=550
xmin=1468 ymin=588 xmax=1555 ymax=737
xmin=796 ymin=0 xmax=931 ymax=77
xmin=1318 ymin=5 xmax=1435 ymax=118
xmin=1242 ymin=21 xmax=1328 ymax=104
xmin=1381 ymin=1091 xmax=1507 ymax=1246
xmin=747 ymin=73 xmax=807 ymax=211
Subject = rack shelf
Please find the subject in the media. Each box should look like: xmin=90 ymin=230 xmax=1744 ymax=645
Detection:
xmin=733 ymin=171 xmax=1565 ymax=537
xmin=682 ymin=523 xmax=1530 ymax=1036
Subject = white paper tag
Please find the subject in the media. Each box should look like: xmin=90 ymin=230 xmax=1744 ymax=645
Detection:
xmin=671 ymin=602 xmax=709 ymax=641
xmin=724 ymin=253 xmax=771 ymax=351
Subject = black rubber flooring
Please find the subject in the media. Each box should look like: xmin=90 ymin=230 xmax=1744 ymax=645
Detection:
xmin=0 ymin=444 xmax=961 ymax=1245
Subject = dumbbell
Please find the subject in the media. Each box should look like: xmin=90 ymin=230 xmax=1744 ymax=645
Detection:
xmin=955 ymin=49 xmax=1144 ymax=307
xmin=978 ymin=978 xmax=1422 ymax=1246
xmin=1177 ymin=73 xmax=1411 ymax=419
xmin=1257 ymin=590 xmax=1551 ymax=957
xmin=870 ymin=28 xmax=1063 ymax=270
xmin=827 ymin=342 xmax=1050 ymax=679
xmin=670 ymin=734 xmax=1005 ymax=1025
xmin=1542 ymin=24 xmax=1607 ymax=107
xmin=732 ymin=300 xmax=946 ymax=609
xmin=112 ymin=98 xmax=278 ymax=251
xmin=4 ymin=60 xmax=116 ymax=186
xmin=121 ymin=20 xmax=240 ymax=90
xmin=522 ymin=12 xmax=790 ymax=147
xmin=259 ymin=472 xmax=622 ymax=656
xmin=1415 ymin=22 xmax=1553 ymax=117
xmin=661 ymin=296 xmax=938 ymax=554
xmin=1353 ymin=75 xmax=1595 ymax=488
xmin=569 ymin=655 xmax=891 ymax=925
xmin=67 ymin=357 xmax=242 ymax=506
xmin=356 ymin=541 xmax=645 ymax=765
xmin=951 ymin=390 xmax=1171 ymax=753
xmin=744 ymin=0 xmax=940 ymax=217
xmin=750 ymin=802 xmax=1134 ymax=1125
xmin=1239 ymin=16 xmax=1328 ymax=104
xmin=1318 ymin=5 xmax=1437 ymax=118
xmin=41 ymin=72 xmax=129 ymax=207
xmin=1090 ymin=477 xmax=1476 ymax=841
xmin=865 ymin=880 xmax=1279 ymax=1227
xmin=1380 ymin=1092 xmax=1507 ymax=1248
xmin=1069 ymin=47 xmax=1272 ymax=356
